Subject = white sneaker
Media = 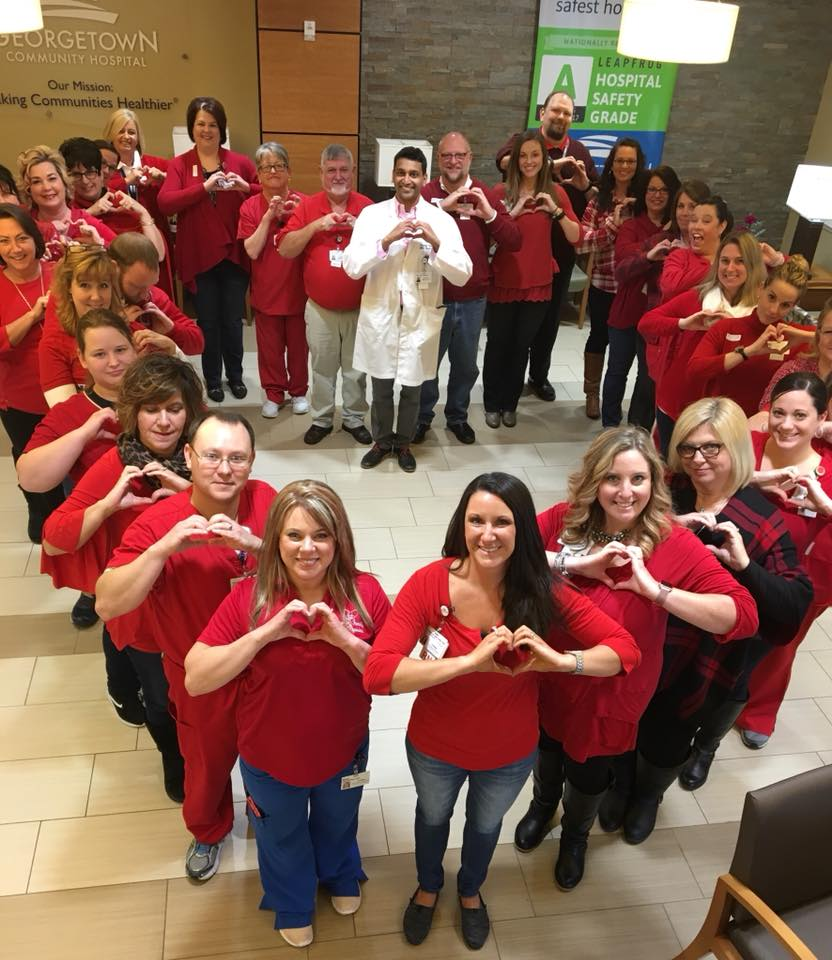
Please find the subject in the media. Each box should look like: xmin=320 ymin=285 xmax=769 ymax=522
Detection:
xmin=292 ymin=396 xmax=310 ymax=414
xmin=261 ymin=400 xmax=280 ymax=418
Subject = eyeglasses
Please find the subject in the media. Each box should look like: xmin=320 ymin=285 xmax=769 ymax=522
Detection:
xmin=646 ymin=187 xmax=669 ymax=195
xmin=439 ymin=152 xmax=470 ymax=162
xmin=192 ymin=450 xmax=251 ymax=469
xmin=258 ymin=163 xmax=287 ymax=173
xmin=676 ymin=442 xmax=724 ymax=460
xmin=69 ymin=169 xmax=101 ymax=181
xmin=613 ymin=158 xmax=637 ymax=166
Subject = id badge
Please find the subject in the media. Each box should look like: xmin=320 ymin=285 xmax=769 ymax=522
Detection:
xmin=421 ymin=627 xmax=449 ymax=660
xmin=329 ymin=248 xmax=344 ymax=268
xmin=341 ymin=770 xmax=370 ymax=790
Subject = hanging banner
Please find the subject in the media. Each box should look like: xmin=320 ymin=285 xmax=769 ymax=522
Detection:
xmin=529 ymin=1 xmax=678 ymax=168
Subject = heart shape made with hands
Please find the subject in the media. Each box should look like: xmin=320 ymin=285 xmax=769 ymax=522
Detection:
xmin=331 ymin=212 xmax=351 ymax=224
xmin=523 ymin=198 xmax=537 ymax=209
xmin=604 ymin=559 xmax=633 ymax=584
xmin=766 ymin=338 xmax=789 ymax=353
xmin=288 ymin=606 xmax=324 ymax=637
xmin=492 ymin=640 xmax=531 ymax=670
xmin=403 ymin=227 xmax=423 ymax=237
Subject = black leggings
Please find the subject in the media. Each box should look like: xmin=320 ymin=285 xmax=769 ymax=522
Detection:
xmin=0 ymin=407 xmax=65 ymax=525
xmin=584 ymin=285 xmax=613 ymax=356
xmin=539 ymin=728 xmax=624 ymax=795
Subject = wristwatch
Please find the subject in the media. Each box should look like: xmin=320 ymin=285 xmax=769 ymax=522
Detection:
xmin=734 ymin=346 xmax=748 ymax=361
xmin=567 ymin=650 xmax=584 ymax=674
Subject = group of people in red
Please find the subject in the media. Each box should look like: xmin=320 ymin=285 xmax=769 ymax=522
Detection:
xmin=2 ymin=86 xmax=830 ymax=956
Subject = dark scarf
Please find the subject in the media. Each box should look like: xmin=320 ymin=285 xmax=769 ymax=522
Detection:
xmin=116 ymin=433 xmax=191 ymax=490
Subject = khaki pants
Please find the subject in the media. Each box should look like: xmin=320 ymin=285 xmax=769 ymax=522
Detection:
xmin=304 ymin=299 xmax=368 ymax=429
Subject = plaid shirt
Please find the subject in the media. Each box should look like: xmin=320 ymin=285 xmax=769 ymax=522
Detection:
xmin=575 ymin=197 xmax=628 ymax=292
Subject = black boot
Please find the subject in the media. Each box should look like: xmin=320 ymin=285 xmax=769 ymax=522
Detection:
xmin=146 ymin=717 xmax=185 ymax=803
xmin=598 ymin=752 xmax=634 ymax=832
xmin=514 ymin=747 xmax=563 ymax=852
xmin=623 ymin=753 xmax=684 ymax=845
xmin=679 ymin=699 xmax=745 ymax=791
xmin=554 ymin=781 xmax=605 ymax=890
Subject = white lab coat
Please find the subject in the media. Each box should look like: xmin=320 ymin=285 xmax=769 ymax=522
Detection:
xmin=342 ymin=197 xmax=472 ymax=386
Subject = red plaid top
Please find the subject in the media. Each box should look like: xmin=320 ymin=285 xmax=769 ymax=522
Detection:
xmin=575 ymin=197 xmax=630 ymax=292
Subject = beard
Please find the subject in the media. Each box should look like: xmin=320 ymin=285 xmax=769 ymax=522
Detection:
xmin=542 ymin=119 xmax=567 ymax=142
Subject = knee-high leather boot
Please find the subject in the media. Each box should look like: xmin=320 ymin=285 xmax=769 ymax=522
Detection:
xmin=514 ymin=746 xmax=564 ymax=852
xmin=623 ymin=752 xmax=684 ymax=845
xmin=679 ymin=699 xmax=746 ymax=791
xmin=554 ymin=780 xmax=605 ymax=890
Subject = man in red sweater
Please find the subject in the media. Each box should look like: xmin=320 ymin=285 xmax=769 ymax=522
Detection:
xmin=416 ymin=132 xmax=521 ymax=445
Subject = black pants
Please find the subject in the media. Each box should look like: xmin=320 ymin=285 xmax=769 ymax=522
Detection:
xmin=528 ymin=264 xmax=573 ymax=385
xmin=656 ymin=408 xmax=676 ymax=460
xmin=539 ymin=728 xmax=615 ymax=795
xmin=0 ymin=407 xmax=65 ymax=528
xmin=584 ymin=286 xmax=613 ymax=356
xmin=601 ymin=327 xmax=656 ymax=430
xmin=483 ymin=300 xmax=549 ymax=413
xmin=193 ymin=258 xmax=249 ymax=389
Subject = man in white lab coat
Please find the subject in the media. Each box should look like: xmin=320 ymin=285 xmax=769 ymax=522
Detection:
xmin=343 ymin=146 xmax=472 ymax=473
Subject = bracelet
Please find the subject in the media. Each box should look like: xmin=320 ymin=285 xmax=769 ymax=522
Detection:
xmin=555 ymin=552 xmax=570 ymax=578
xmin=733 ymin=346 xmax=747 ymax=361
xmin=552 ymin=208 xmax=566 ymax=221
xmin=567 ymin=649 xmax=584 ymax=674
xmin=140 ymin=220 xmax=153 ymax=228
xmin=654 ymin=582 xmax=673 ymax=606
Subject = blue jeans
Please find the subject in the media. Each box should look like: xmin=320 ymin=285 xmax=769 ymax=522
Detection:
xmin=406 ymin=738 xmax=536 ymax=897
xmin=602 ymin=325 xmax=653 ymax=429
xmin=240 ymin=735 xmax=369 ymax=928
xmin=419 ymin=297 xmax=486 ymax=427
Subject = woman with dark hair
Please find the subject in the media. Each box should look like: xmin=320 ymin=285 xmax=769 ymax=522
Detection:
xmin=0 ymin=204 xmax=64 ymax=541
xmin=41 ymin=353 xmax=204 ymax=802
xmin=158 ymin=96 xmax=259 ymax=403
xmin=185 ymin=480 xmax=390 ymax=948
xmin=0 ymin=165 xmax=21 ymax=204
xmin=659 ymin=192 xmax=727 ymax=302
xmin=622 ymin=398 xmax=811 ymax=845
xmin=483 ymin=131 xmax=580 ymax=428
xmin=513 ymin=427 xmax=755 ymax=890
xmin=602 ymin=164 xmax=681 ymax=429
xmin=574 ymin=137 xmax=645 ymax=419
xmin=364 ymin=472 xmax=639 ymax=950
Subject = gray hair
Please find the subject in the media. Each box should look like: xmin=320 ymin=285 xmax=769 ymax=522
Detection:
xmin=320 ymin=143 xmax=353 ymax=167
xmin=255 ymin=142 xmax=289 ymax=168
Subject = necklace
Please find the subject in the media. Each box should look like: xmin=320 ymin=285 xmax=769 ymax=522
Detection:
xmin=588 ymin=526 xmax=631 ymax=544
xmin=5 ymin=266 xmax=44 ymax=312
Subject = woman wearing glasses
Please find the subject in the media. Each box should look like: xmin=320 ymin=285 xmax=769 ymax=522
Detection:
xmin=238 ymin=143 xmax=308 ymax=419
xmin=621 ymin=397 xmax=811 ymax=844
xmin=158 ymin=97 xmax=259 ymax=404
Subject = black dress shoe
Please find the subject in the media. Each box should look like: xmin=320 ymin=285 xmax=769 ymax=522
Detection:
xmin=207 ymin=386 xmax=225 ymax=403
xmin=342 ymin=423 xmax=373 ymax=445
xmin=303 ymin=424 xmax=333 ymax=445
xmin=460 ymin=895 xmax=490 ymax=950
xmin=397 ymin=446 xmax=416 ymax=473
xmin=71 ymin=592 xmax=99 ymax=629
xmin=412 ymin=422 xmax=430 ymax=444
xmin=403 ymin=889 xmax=438 ymax=946
xmin=361 ymin=444 xmax=391 ymax=469
xmin=228 ymin=382 xmax=248 ymax=400
xmin=529 ymin=379 xmax=556 ymax=401
xmin=448 ymin=421 xmax=476 ymax=444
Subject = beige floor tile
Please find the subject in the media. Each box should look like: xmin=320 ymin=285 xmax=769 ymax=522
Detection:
xmin=0 ymin=508 xmax=29 ymax=543
xmin=176 ymin=952 xmax=292 ymax=960
xmin=0 ymin=613 xmax=78 ymax=658
xmin=252 ymin=472 xmax=327 ymax=491
xmin=310 ymin=924 xmax=498 ymax=959
xmin=358 ymin=788 xmax=389 ymax=858
xmin=0 ymin=479 xmax=26 ymax=510
xmin=519 ymin=829 xmax=700 ymax=916
xmin=136 ymin=726 xmax=156 ymax=750
xmin=255 ymin=447 xmax=350 ymax=474
xmin=0 ymin=576 xmax=75 ymax=615
xmin=533 ymin=441 xmax=591 ymax=467
xmin=800 ymin=619 xmax=832 ymax=650
xmin=812 ymin=648 xmax=832 ymax=681
xmin=340 ymin=498 xmax=415 ymax=528
xmin=673 ymin=821 xmax=740 ymax=897
xmin=24 ymin=545 xmax=43 ymax=577
xmin=663 ymin=898 xmax=714 ymax=955
xmin=345 ymin=444 xmax=450 ymax=473
xmin=408 ymin=496 xmax=461 ymax=526
xmin=818 ymin=697 xmax=832 ymax=724
xmin=369 ymin=691 xmax=415 ymax=731
xmin=713 ymin=700 xmax=832 ymax=759
xmin=692 ymin=752 xmax=823 ymax=824
xmin=0 ymin=820 xmax=40 ymax=895
xmin=0 ymin=655 xmax=35 ymax=705
xmin=391 ymin=525 xmax=446 ymax=559
xmin=522 ymin=465 xmax=570 ymax=494
xmin=819 ymin=751 xmax=832 ymax=764
xmin=0 ymin=754 xmax=93 ymax=824
xmin=28 ymin=807 xmax=190 ymax=892
xmin=0 ymin=541 xmax=33 ymax=577
xmin=86 ymin=749 xmax=179 ymax=816
xmin=0 ymin=700 xmax=137 ymax=761
xmin=27 ymin=651 xmax=107 ymax=704
xmin=441 ymin=443 xmax=544 ymax=472
xmin=783 ymin=651 xmax=832 ymax=699
xmin=365 ymin=728 xmax=413 ymax=789
xmin=369 ymin=557 xmax=435 ymax=595
xmin=0 ymin=880 xmax=167 ymax=959
xmin=74 ymin=629 xmax=105 ymax=653
xmin=328 ymin=472 xmax=433 ymax=500
xmin=219 ymin=801 xmax=260 ymax=875
xmin=426 ymin=469 xmax=529 ymax=498
xmin=494 ymin=904 xmax=681 ymax=960
xmin=354 ymin=527 xmax=397 ymax=561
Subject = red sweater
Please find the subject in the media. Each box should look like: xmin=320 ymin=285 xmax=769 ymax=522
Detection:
xmin=537 ymin=504 xmax=759 ymax=760
xmin=199 ymin=573 xmax=391 ymax=786
xmin=237 ymin=192 xmax=307 ymax=316
xmin=689 ymin=311 xmax=810 ymax=417
xmin=157 ymin=147 xmax=259 ymax=286
xmin=37 ymin=210 xmax=116 ymax=262
xmin=363 ymin=558 xmax=639 ymax=770
xmin=106 ymin=481 xmax=277 ymax=665
xmin=659 ymin=247 xmax=710 ymax=303
xmin=608 ymin=214 xmax=669 ymax=331
xmin=0 ymin=262 xmax=53 ymax=413
xmin=421 ymin=177 xmax=521 ymax=302
xmin=107 ymin=154 xmax=170 ymax=237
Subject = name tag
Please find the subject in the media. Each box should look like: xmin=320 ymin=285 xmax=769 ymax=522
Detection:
xmin=329 ymin=249 xmax=344 ymax=268
xmin=768 ymin=353 xmax=787 ymax=362
xmin=341 ymin=770 xmax=370 ymax=790
xmin=420 ymin=627 xmax=449 ymax=660
xmin=725 ymin=333 xmax=742 ymax=341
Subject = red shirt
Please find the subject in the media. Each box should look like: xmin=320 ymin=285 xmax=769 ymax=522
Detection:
xmin=363 ymin=558 xmax=639 ymax=770
xmin=282 ymin=190 xmax=373 ymax=311
xmin=128 ymin=285 xmax=205 ymax=356
xmin=237 ymin=192 xmax=307 ymax=316
xmin=157 ymin=147 xmax=259 ymax=286
xmin=0 ymin=262 xmax=53 ymax=413
xmin=198 ymin=572 xmax=390 ymax=786
xmin=659 ymin=247 xmax=710 ymax=303
xmin=608 ymin=214 xmax=668 ymax=331
xmin=37 ymin=210 xmax=116 ymax=262
xmin=536 ymin=504 xmax=759 ymax=760
xmin=107 ymin=154 xmax=170 ymax=237
xmin=23 ymin=389 xmax=119 ymax=484
xmin=106 ymin=480 xmax=277 ymax=665
xmin=689 ymin=311 xmax=810 ymax=417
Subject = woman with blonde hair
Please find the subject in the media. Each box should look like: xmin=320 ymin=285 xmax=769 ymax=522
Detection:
xmin=185 ymin=480 xmax=390 ymax=949
xmin=688 ymin=254 xmax=813 ymax=415
xmin=515 ymin=426 xmax=756 ymax=889
xmin=623 ymin=397 xmax=811 ymax=843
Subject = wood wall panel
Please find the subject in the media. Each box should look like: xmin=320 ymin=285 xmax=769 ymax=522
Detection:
xmin=261 ymin=134 xmax=360 ymax=195
xmin=259 ymin=32 xmax=359 ymax=134
xmin=258 ymin=0 xmax=360 ymax=33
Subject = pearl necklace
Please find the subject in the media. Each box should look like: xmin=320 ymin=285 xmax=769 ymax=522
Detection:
xmin=588 ymin=527 xmax=631 ymax=544
xmin=5 ymin=266 xmax=44 ymax=312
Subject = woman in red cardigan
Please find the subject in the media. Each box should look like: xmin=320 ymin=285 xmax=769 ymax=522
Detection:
xmin=483 ymin=131 xmax=580 ymax=428
xmin=158 ymin=97 xmax=258 ymax=403
xmin=513 ymin=426 xmax=755 ymax=890
xmin=364 ymin=472 xmax=638 ymax=950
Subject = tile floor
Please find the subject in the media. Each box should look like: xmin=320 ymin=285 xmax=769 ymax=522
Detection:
xmin=2 ymin=322 xmax=831 ymax=958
